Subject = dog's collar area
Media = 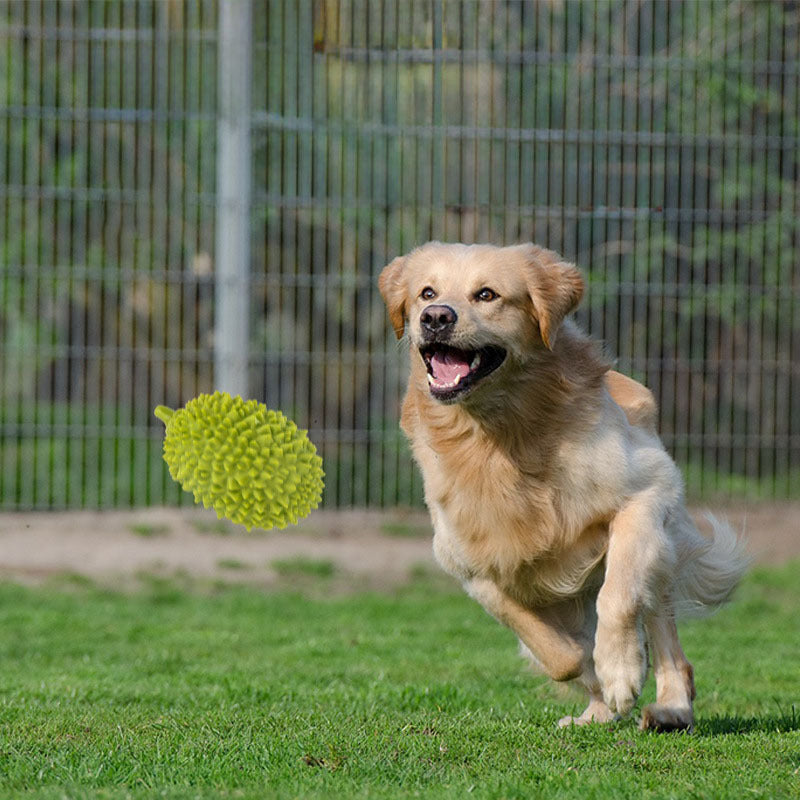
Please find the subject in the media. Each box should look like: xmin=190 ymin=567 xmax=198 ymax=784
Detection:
xmin=419 ymin=343 xmax=506 ymax=401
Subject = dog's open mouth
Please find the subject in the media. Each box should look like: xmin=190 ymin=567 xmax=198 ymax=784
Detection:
xmin=420 ymin=344 xmax=507 ymax=401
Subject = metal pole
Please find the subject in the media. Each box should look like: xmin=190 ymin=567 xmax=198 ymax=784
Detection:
xmin=215 ymin=0 xmax=252 ymax=397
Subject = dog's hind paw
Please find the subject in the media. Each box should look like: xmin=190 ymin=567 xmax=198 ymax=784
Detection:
xmin=639 ymin=703 xmax=694 ymax=732
xmin=557 ymin=699 xmax=618 ymax=728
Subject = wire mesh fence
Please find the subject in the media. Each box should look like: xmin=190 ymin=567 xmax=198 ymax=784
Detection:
xmin=1 ymin=0 xmax=798 ymax=511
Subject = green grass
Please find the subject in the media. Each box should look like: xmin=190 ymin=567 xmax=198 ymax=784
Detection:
xmin=0 ymin=566 xmax=798 ymax=799
xmin=192 ymin=519 xmax=238 ymax=536
xmin=270 ymin=556 xmax=337 ymax=579
xmin=381 ymin=520 xmax=433 ymax=538
xmin=215 ymin=558 xmax=252 ymax=571
xmin=128 ymin=523 xmax=171 ymax=538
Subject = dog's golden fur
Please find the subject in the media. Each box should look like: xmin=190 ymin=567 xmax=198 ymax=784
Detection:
xmin=379 ymin=241 xmax=747 ymax=730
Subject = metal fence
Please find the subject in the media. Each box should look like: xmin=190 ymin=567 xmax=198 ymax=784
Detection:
xmin=1 ymin=0 xmax=798 ymax=511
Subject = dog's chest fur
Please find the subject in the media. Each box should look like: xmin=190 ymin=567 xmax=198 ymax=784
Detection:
xmin=402 ymin=386 xmax=613 ymax=598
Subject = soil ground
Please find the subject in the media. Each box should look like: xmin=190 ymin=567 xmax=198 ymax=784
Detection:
xmin=0 ymin=503 xmax=797 ymax=590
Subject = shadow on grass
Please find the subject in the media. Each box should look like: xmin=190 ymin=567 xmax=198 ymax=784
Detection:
xmin=696 ymin=707 xmax=799 ymax=736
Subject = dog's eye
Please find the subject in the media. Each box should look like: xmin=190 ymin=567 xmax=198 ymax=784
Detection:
xmin=420 ymin=287 xmax=437 ymax=300
xmin=476 ymin=287 xmax=498 ymax=302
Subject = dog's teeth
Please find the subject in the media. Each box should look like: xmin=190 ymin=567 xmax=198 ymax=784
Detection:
xmin=470 ymin=354 xmax=481 ymax=370
xmin=427 ymin=373 xmax=434 ymax=385
xmin=453 ymin=374 xmax=461 ymax=386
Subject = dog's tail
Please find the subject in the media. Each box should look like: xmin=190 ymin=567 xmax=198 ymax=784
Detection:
xmin=672 ymin=512 xmax=750 ymax=618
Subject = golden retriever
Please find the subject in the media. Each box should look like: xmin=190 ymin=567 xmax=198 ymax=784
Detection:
xmin=379 ymin=241 xmax=747 ymax=731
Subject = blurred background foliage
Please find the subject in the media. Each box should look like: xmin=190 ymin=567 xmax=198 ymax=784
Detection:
xmin=0 ymin=0 xmax=798 ymax=509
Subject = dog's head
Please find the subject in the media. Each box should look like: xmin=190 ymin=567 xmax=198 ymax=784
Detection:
xmin=378 ymin=242 xmax=584 ymax=403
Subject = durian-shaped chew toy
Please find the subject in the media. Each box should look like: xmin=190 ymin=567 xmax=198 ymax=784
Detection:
xmin=154 ymin=391 xmax=324 ymax=531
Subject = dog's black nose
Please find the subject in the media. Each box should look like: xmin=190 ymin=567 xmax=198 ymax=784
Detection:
xmin=420 ymin=304 xmax=457 ymax=334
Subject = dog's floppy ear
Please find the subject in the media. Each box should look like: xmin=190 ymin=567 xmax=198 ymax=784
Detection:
xmin=523 ymin=245 xmax=584 ymax=350
xmin=378 ymin=255 xmax=408 ymax=339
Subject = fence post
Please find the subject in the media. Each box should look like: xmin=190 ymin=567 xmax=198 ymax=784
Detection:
xmin=215 ymin=0 xmax=253 ymax=397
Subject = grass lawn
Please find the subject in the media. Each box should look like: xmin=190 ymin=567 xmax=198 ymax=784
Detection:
xmin=0 ymin=565 xmax=798 ymax=799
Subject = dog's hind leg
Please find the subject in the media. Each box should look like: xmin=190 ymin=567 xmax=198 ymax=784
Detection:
xmin=639 ymin=610 xmax=695 ymax=732
xmin=556 ymin=602 xmax=618 ymax=728
xmin=557 ymin=691 xmax=617 ymax=728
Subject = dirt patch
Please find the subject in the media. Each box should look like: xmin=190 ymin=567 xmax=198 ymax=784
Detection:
xmin=0 ymin=508 xmax=436 ymax=590
xmin=0 ymin=503 xmax=797 ymax=589
xmin=702 ymin=502 xmax=800 ymax=565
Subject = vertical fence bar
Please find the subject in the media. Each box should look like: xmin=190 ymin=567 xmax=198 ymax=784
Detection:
xmin=430 ymin=0 xmax=444 ymax=241
xmin=215 ymin=0 xmax=252 ymax=398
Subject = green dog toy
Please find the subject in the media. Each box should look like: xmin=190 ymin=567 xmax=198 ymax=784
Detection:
xmin=154 ymin=391 xmax=324 ymax=531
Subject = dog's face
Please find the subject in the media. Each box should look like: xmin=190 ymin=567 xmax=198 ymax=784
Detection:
xmin=378 ymin=242 xmax=584 ymax=403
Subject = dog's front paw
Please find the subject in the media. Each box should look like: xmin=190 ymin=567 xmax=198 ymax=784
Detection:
xmin=593 ymin=624 xmax=647 ymax=715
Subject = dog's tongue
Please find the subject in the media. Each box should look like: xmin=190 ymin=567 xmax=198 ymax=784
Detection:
xmin=430 ymin=350 xmax=470 ymax=384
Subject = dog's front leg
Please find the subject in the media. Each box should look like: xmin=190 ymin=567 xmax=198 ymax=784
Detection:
xmin=594 ymin=489 xmax=674 ymax=716
xmin=466 ymin=577 xmax=590 ymax=683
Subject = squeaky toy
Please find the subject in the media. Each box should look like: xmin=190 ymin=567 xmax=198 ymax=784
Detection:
xmin=155 ymin=391 xmax=324 ymax=531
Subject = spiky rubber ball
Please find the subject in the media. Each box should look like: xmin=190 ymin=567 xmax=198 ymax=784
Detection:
xmin=154 ymin=391 xmax=324 ymax=531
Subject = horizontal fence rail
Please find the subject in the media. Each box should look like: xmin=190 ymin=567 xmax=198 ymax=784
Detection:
xmin=1 ymin=0 xmax=798 ymax=511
